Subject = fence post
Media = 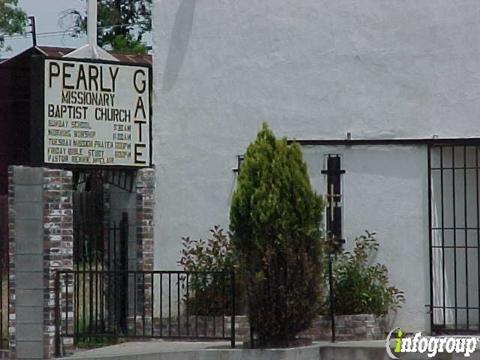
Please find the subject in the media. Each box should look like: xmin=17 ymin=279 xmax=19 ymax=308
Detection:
xmin=328 ymin=254 xmax=335 ymax=343
xmin=54 ymin=272 xmax=61 ymax=357
xmin=230 ymin=271 xmax=236 ymax=349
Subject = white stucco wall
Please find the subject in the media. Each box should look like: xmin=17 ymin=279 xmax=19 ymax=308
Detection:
xmin=152 ymin=0 xmax=480 ymax=331
xmin=304 ymin=145 xmax=429 ymax=331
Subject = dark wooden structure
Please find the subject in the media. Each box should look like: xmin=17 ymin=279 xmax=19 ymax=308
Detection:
xmin=0 ymin=46 xmax=152 ymax=195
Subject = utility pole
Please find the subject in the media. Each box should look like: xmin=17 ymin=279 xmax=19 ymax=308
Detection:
xmin=29 ymin=16 xmax=37 ymax=47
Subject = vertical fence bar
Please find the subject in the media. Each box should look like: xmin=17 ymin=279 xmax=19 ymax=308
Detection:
xmin=168 ymin=273 xmax=172 ymax=336
xmin=440 ymin=146 xmax=446 ymax=328
xmin=89 ymin=221 xmax=94 ymax=336
xmin=160 ymin=274 xmax=163 ymax=337
xmin=464 ymin=146 xmax=469 ymax=328
xmin=65 ymin=272 xmax=69 ymax=337
xmin=186 ymin=273 xmax=190 ymax=337
xmin=120 ymin=213 xmax=129 ymax=334
xmin=74 ymin=271 xmax=79 ymax=343
xmin=477 ymin=146 xmax=480 ymax=331
xmin=231 ymin=272 xmax=236 ymax=348
xmin=427 ymin=145 xmax=434 ymax=332
xmin=212 ymin=273 xmax=216 ymax=337
xmin=55 ymin=272 xmax=61 ymax=357
xmin=452 ymin=146 xmax=458 ymax=329
xmin=0 ymin=258 xmax=3 ymax=348
xmin=113 ymin=223 xmax=118 ymax=336
xmin=143 ymin=272 xmax=146 ymax=336
xmin=134 ymin=272 xmax=137 ymax=337
xmin=204 ymin=273 xmax=208 ymax=336
xmin=151 ymin=272 xmax=154 ymax=336
xmin=195 ymin=274 xmax=199 ymax=337
xmin=328 ymin=253 xmax=335 ymax=342
xmin=82 ymin=260 xmax=86 ymax=338
xmin=222 ymin=273 xmax=225 ymax=338
xmin=177 ymin=273 xmax=181 ymax=336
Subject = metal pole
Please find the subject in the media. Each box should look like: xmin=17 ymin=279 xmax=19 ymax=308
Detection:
xmin=328 ymin=253 xmax=335 ymax=343
xmin=54 ymin=272 xmax=61 ymax=357
xmin=29 ymin=16 xmax=37 ymax=47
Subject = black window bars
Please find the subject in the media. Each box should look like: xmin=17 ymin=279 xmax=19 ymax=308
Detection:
xmin=429 ymin=145 xmax=480 ymax=333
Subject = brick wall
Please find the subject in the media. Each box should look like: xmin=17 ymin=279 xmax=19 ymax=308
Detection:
xmin=224 ymin=314 xmax=385 ymax=343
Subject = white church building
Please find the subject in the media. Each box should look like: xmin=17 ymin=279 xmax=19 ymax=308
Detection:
xmin=152 ymin=0 xmax=480 ymax=333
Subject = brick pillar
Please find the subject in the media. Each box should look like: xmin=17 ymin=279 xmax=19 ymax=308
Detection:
xmin=7 ymin=167 xmax=73 ymax=359
xmin=134 ymin=168 xmax=155 ymax=334
xmin=43 ymin=169 xmax=73 ymax=358
xmin=7 ymin=168 xmax=16 ymax=357
xmin=136 ymin=168 xmax=155 ymax=272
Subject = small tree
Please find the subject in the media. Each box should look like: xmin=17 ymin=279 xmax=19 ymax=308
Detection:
xmin=0 ymin=0 xmax=27 ymax=53
xmin=230 ymin=123 xmax=324 ymax=346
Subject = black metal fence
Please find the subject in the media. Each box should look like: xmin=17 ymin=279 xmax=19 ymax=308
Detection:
xmin=55 ymin=270 xmax=235 ymax=355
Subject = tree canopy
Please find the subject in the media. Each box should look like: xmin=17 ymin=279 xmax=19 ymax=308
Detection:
xmin=63 ymin=0 xmax=151 ymax=54
xmin=0 ymin=0 xmax=27 ymax=53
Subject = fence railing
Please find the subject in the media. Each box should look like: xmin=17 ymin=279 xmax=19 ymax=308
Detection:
xmin=55 ymin=270 xmax=236 ymax=356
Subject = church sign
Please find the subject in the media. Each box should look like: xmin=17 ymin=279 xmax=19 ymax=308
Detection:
xmin=43 ymin=58 xmax=151 ymax=167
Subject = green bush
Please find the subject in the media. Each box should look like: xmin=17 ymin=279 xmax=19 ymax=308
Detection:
xmin=178 ymin=226 xmax=239 ymax=315
xmin=230 ymin=123 xmax=324 ymax=347
xmin=331 ymin=231 xmax=405 ymax=316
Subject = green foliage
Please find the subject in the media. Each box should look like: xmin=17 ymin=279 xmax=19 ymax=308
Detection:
xmin=178 ymin=226 xmax=238 ymax=315
xmin=62 ymin=0 xmax=151 ymax=54
xmin=230 ymin=123 xmax=324 ymax=346
xmin=0 ymin=0 xmax=27 ymax=53
xmin=332 ymin=231 xmax=405 ymax=316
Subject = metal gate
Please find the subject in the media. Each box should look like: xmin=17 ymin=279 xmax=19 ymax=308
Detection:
xmin=429 ymin=144 xmax=480 ymax=332
xmin=73 ymin=177 xmax=130 ymax=337
xmin=0 ymin=195 xmax=8 ymax=349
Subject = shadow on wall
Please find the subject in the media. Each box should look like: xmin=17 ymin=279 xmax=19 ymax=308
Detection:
xmin=162 ymin=0 xmax=197 ymax=92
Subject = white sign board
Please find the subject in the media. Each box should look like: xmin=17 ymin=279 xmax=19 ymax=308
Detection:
xmin=44 ymin=59 xmax=151 ymax=167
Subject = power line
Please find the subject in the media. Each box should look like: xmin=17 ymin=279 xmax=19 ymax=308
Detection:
xmin=1 ymin=22 xmax=143 ymax=41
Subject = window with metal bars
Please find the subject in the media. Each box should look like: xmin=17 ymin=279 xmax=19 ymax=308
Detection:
xmin=322 ymin=155 xmax=345 ymax=244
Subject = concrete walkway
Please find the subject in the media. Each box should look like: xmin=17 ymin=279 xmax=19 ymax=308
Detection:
xmin=62 ymin=340 xmax=325 ymax=360
xmin=61 ymin=339 xmax=480 ymax=360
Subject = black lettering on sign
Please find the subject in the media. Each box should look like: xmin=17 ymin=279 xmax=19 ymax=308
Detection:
xmin=76 ymin=64 xmax=88 ymax=90
xmin=110 ymin=67 xmax=119 ymax=92
xmin=134 ymin=97 xmax=146 ymax=119
xmin=134 ymin=144 xmax=146 ymax=165
xmin=134 ymin=69 xmax=146 ymax=94
xmin=134 ymin=119 xmax=146 ymax=142
xmin=88 ymin=65 xmax=99 ymax=91
xmin=49 ymin=62 xmax=60 ymax=88
xmin=62 ymin=63 xmax=75 ymax=90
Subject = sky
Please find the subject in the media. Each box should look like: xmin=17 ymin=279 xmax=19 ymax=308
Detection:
xmin=5 ymin=0 xmax=87 ymax=56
